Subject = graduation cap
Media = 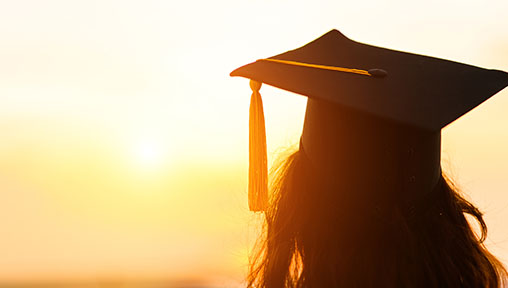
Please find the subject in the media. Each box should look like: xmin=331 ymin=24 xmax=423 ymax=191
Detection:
xmin=230 ymin=29 xmax=508 ymax=212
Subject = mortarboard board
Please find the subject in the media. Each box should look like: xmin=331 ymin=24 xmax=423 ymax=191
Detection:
xmin=230 ymin=29 xmax=508 ymax=212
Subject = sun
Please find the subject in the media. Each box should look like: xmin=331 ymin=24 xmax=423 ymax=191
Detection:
xmin=133 ymin=139 xmax=165 ymax=168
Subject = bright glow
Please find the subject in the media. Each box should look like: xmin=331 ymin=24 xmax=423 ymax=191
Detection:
xmin=133 ymin=139 xmax=164 ymax=168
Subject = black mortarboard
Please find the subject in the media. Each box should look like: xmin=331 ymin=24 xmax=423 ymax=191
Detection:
xmin=230 ymin=29 xmax=508 ymax=212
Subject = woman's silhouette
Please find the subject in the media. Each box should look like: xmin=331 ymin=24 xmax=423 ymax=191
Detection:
xmin=231 ymin=30 xmax=508 ymax=287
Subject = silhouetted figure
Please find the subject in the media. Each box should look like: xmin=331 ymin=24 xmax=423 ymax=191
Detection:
xmin=231 ymin=29 xmax=508 ymax=287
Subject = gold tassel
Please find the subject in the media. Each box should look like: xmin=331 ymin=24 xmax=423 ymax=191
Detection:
xmin=248 ymin=80 xmax=268 ymax=212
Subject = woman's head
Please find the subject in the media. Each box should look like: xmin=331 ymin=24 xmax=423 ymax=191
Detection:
xmin=248 ymin=149 xmax=506 ymax=288
xmin=231 ymin=29 xmax=508 ymax=287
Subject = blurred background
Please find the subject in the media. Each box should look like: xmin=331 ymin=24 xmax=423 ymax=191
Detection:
xmin=0 ymin=0 xmax=507 ymax=287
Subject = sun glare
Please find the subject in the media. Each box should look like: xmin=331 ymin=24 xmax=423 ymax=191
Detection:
xmin=134 ymin=139 xmax=165 ymax=168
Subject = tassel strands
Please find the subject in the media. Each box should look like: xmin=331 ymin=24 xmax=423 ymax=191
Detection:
xmin=248 ymin=80 xmax=268 ymax=212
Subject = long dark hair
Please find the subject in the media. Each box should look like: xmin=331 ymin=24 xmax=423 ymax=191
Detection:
xmin=247 ymin=149 xmax=507 ymax=288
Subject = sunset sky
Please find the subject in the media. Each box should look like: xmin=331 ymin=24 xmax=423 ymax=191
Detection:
xmin=1 ymin=0 xmax=508 ymax=286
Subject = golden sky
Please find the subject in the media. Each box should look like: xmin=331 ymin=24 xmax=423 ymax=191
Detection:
xmin=1 ymin=0 xmax=508 ymax=286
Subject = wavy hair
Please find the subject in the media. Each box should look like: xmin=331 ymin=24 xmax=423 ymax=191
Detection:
xmin=247 ymin=149 xmax=506 ymax=288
